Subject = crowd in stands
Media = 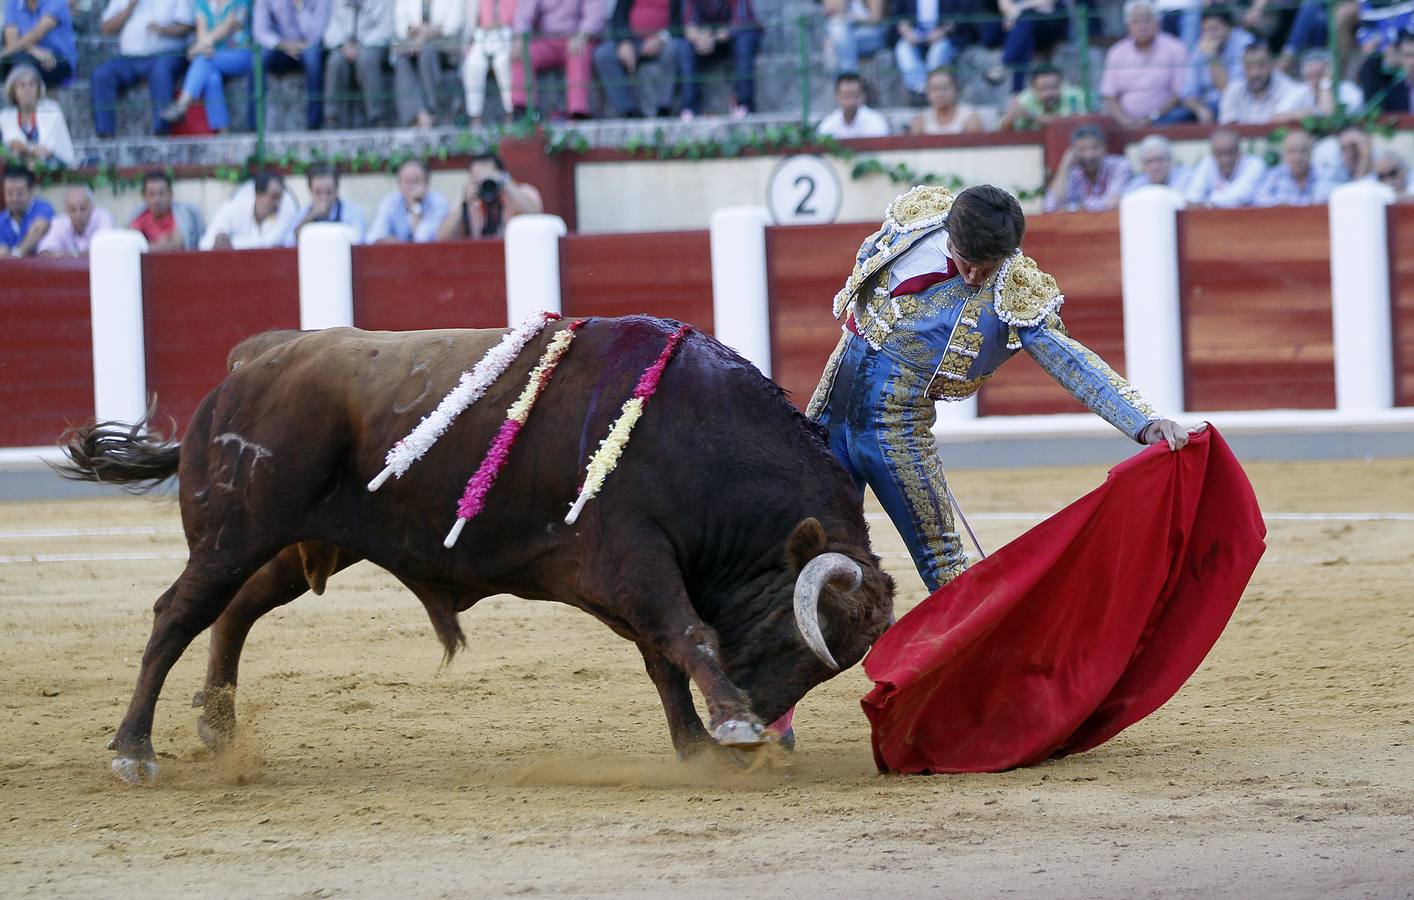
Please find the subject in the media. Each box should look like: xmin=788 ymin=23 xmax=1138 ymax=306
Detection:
xmin=1042 ymin=118 xmax=1414 ymax=211
xmin=0 ymin=149 xmax=542 ymax=255
xmin=0 ymin=0 xmax=1406 ymax=146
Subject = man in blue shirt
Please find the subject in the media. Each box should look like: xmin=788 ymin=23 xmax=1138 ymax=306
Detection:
xmin=1 ymin=163 xmax=54 ymax=257
xmin=1 ymin=0 xmax=78 ymax=88
xmin=369 ymin=158 xmax=449 ymax=243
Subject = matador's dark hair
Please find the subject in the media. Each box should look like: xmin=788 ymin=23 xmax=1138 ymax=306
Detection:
xmin=946 ymin=185 xmax=1025 ymax=263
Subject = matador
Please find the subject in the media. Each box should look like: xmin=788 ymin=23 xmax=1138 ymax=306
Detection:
xmin=807 ymin=184 xmax=1193 ymax=590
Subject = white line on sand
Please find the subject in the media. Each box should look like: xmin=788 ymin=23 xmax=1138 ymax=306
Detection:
xmin=866 ymin=512 xmax=1414 ymax=523
xmin=0 ymin=551 xmax=188 ymax=564
xmin=0 ymin=526 xmax=184 ymax=539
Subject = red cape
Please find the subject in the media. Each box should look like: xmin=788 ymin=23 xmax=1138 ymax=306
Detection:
xmin=860 ymin=426 xmax=1265 ymax=774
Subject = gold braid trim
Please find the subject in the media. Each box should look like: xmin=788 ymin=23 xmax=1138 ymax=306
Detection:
xmin=884 ymin=185 xmax=956 ymax=233
xmin=831 ymin=186 xmax=957 ymax=320
xmin=994 ymin=254 xmax=1065 ymax=328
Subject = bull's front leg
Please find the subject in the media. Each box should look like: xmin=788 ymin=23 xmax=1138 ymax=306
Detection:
xmin=635 ymin=610 xmax=765 ymax=749
xmin=638 ymin=646 xmax=712 ymax=758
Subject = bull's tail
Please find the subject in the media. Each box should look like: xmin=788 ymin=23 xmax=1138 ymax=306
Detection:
xmin=52 ymin=410 xmax=181 ymax=492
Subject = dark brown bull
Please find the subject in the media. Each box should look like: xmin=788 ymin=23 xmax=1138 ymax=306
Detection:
xmin=58 ymin=315 xmax=895 ymax=783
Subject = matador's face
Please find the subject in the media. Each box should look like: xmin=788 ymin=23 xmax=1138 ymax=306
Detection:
xmin=947 ymin=238 xmax=1004 ymax=288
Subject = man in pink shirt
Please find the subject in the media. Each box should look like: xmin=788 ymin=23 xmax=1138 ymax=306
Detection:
xmin=37 ymin=186 xmax=113 ymax=256
xmin=512 ymin=0 xmax=608 ymax=118
xmin=1100 ymin=0 xmax=1195 ymax=127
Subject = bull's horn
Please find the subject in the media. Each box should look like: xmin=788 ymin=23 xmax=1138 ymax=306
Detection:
xmin=793 ymin=553 xmax=861 ymax=671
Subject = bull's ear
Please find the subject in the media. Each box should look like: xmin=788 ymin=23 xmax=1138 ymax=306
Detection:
xmin=786 ymin=518 xmax=829 ymax=572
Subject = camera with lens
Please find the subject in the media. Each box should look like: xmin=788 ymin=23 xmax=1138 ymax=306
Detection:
xmin=477 ymin=177 xmax=503 ymax=205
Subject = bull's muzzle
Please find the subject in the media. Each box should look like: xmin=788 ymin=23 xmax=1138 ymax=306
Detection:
xmin=793 ymin=553 xmax=862 ymax=671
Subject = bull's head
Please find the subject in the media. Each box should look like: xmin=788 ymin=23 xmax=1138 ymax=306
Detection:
xmin=718 ymin=517 xmax=895 ymax=726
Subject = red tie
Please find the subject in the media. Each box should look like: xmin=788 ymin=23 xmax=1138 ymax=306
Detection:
xmin=890 ymin=270 xmax=952 ymax=298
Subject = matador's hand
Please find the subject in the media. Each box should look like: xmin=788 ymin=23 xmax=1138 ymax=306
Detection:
xmin=1141 ymin=419 xmax=1206 ymax=451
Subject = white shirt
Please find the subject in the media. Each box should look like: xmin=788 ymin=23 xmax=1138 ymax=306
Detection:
xmin=1218 ymin=71 xmax=1314 ymax=124
xmin=816 ymin=105 xmax=889 ymax=139
xmin=200 ymin=188 xmax=299 ymax=249
xmin=1183 ymin=153 xmax=1267 ymax=208
xmin=103 ymin=0 xmax=194 ymax=57
xmin=0 ymin=100 xmax=76 ymax=167
xmin=887 ymin=228 xmax=953 ymax=293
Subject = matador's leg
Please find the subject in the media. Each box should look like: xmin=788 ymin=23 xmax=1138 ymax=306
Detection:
xmin=862 ymin=367 xmax=967 ymax=592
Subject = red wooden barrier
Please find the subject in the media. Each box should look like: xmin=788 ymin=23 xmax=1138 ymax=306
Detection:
xmin=0 ymin=257 xmax=92 ymax=446
xmin=561 ymin=231 xmax=714 ymax=331
xmin=142 ymin=249 xmax=301 ymax=435
xmin=978 ymin=211 xmax=1128 ymax=417
xmin=1180 ymin=205 xmax=1335 ymax=411
xmin=352 ymin=241 xmax=507 ymax=331
xmin=1391 ymin=204 xmax=1414 ymax=408
xmin=766 ymin=223 xmax=875 ymax=408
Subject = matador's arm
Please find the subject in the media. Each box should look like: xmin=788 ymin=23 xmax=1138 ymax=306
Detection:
xmin=1019 ymin=316 xmax=1161 ymax=443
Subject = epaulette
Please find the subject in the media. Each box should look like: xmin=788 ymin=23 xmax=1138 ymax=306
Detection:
xmin=883 ymin=185 xmax=955 ymax=234
xmin=993 ymin=253 xmax=1064 ymax=328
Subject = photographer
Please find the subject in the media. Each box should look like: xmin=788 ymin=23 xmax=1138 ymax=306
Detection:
xmin=437 ymin=152 xmax=542 ymax=241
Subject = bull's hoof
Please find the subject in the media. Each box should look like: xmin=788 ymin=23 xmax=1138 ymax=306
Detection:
xmin=192 ymin=690 xmax=205 ymax=708
xmin=774 ymin=727 xmax=796 ymax=752
xmin=196 ymin=715 xmax=230 ymax=751
xmin=712 ymin=719 xmax=765 ymax=748
xmin=111 ymin=756 xmax=159 ymax=785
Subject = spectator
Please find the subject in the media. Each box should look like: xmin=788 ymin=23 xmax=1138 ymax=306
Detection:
xmin=908 ymin=66 xmax=982 ymax=134
xmin=1154 ymin=0 xmax=1199 ymax=48
xmin=462 ymin=0 xmax=515 ymax=126
xmin=1254 ymin=128 xmax=1335 ymax=206
xmin=1358 ymin=28 xmax=1413 ymax=115
xmin=1183 ymin=126 xmax=1265 ymax=207
xmin=592 ymin=0 xmax=688 ymax=118
xmin=1126 ymin=134 xmax=1188 ymax=192
xmin=1183 ymin=6 xmax=1252 ymax=120
xmin=998 ymin=62 xmax=1085 ymax=130
xmin=1373 ymin=148 xmax=1412 ymax=199
xmin=0 ymin=0 xmax=78 ymax=88
xmin=129 ymin=169 xmax=205 ymax=250
xmin=324 ymin=0 xmax=394 ymax=126
xmin=816 ymin=71 xmax=888 ymax=137
xmin=160 ymin=0 xmax=255 ymax=132
xmin=894 ymin=0 xmax=966 ymax=97
xmin=392 ymin=0 xmax=464 ymax=127
xmin=1101 ymin=0 xmax=1195 ymax=127
xmin=254 ymin=0 xmax=331 ymax=131
xmin=369 ymin=157 xmax=448 ymax=242
xmin=511 ymin=0 xmax=606 ymax=120
xmin=1044 ymin=122 xmax=1131 ymax=212
xmin=292 ymin=163 xmax=365 ymax=242
xmin=1279 ymin=0 xmax=1361 ymax=69
xmin=436 ymin=152 xmax=542 ymax=239
xmin=90 ymin=0 xmax=194 ymax=138
xmin=823 ymin=0 xmax=885 ymax=77
xmin=995 ymin=0 xmax=1071 ymax=93
xmin=1 ymin=63 xmax=75 ymax=167
xmin=1322 ymin=123 xmax=1373 ymax=183
xmin=1218 ymin=43 xmax=1312 ymax=124
xmin=1300 ymin=49 xmax=1363 ymax=115
xmin=200 ymin=170 xmax=297 ymax=248
xmin=0 ymin=163 xmax=52 ymax=257
xmin=37 ymin=186 xmax=112 ymax=255
xmin=679 ymin=0 xmax=760 ymax=119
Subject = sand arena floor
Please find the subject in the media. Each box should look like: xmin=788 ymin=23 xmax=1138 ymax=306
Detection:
xmin=1 ymin=456 xmax=1411 ymax=898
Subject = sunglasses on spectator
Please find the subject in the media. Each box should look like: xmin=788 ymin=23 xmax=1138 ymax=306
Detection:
xmin=1377 ymin=168 xmax=1404 ymax=181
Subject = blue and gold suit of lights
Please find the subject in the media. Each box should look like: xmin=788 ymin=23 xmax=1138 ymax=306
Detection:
xmin=808 ymin=187 xmax=1161 ymax=591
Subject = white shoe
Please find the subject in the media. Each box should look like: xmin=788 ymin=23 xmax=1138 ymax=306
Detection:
xmin=679 ymin=109 xmax=695 ymax=122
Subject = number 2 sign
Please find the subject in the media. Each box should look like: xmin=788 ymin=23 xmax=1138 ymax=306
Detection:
xmin=767 ymin=155 xmax=842 ymax=226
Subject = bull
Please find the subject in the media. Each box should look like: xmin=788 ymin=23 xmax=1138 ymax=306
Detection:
xmin=57 ymin=315 xmax=895 ymax=783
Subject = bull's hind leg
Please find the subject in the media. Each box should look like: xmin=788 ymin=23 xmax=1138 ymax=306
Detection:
xmin=194 ymin=542 xmax=358 ymax=750
xmin=110 ymin=551 xmax=276 ymax=784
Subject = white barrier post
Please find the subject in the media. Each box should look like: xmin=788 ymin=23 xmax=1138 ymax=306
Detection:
xmin=1328 ymin=181 xmax=1396 ymax=412
xmin=1119 ymin=185 xmax=1186 ymax=415
xmin=504 ymin=214 xmax=566 ymax=323
xmin=710 ymin=207 xmax=773 ymax=377
xmin=298 ymin=222 xmax=354 ymax=330
xmin=89 ymin=229 xmax=149 ymax=424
